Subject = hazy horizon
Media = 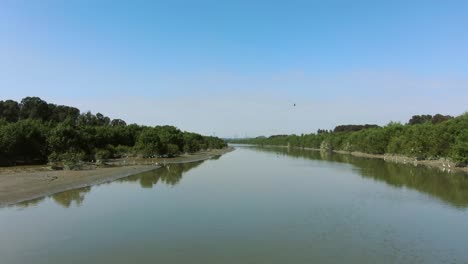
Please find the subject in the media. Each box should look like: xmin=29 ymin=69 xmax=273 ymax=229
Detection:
xmin=2 ymin=1 xmax=467 ymax=137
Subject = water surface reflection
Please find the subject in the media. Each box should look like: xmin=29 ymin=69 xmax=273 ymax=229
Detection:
xmin=119 ymin=161 xmax=204 ymax=187
xmin=14 ymin=161 xmax=204 ymax=208
xmin=249 ymin=146 xmax=468 ymax=208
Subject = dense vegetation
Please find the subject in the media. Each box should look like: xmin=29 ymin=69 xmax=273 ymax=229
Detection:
xmin=0 ymin=97 xmax=226 ymax=166
xmin=230 ymin=113 xmax=468 ymax=166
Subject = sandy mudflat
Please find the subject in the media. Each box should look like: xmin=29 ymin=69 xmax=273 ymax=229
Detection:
xmin=0 ymin=147 xmax=234 ymax=207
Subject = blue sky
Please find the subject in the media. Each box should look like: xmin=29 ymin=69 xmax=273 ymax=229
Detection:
xmin=1 ymin=0 xmax=467 ymax=137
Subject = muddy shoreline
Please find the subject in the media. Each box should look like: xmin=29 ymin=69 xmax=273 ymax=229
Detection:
xmin=0 ymin=147 xmax=234 ymax=207
xmin=253 ymin=145 xmax=468 ymax=173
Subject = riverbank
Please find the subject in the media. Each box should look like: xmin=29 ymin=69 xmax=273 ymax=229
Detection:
xmin=253 ymin=145 xmax=468 ymax=173
xmin=333 ymin=150 xmax=468 ymax=173
xmin=0 ymin=147 xmax=234 ymax=207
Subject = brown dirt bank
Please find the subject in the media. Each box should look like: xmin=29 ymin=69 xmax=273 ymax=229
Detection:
xmin=0 ymin=147 xmax=234 ymax=207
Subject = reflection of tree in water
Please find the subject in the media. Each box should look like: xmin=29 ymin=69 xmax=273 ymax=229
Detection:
xmin=209 ymin=155 xmax=222 ymax=161
xmin=120 ymin=161 xmax=204 ymax=188
xmin=160 ymin=161 xmax=204 ymax=185
xmin=52 ymin=187 xmax=91 ymax=208
xmin=12 ymin=161 xmax=205 ymax=208
xmin=14 ymin=197 xmax=45 ymax=208
xmin=253 ymin=146 xmax=468 ymax=208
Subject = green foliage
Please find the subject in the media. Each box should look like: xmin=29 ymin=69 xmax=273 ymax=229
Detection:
xmin=47 ymin=123 xmax=90 ymax=158
xmin=0 ymin=100 xmax=20 ymax=122
xmin=111 ymin=119 xmax=127 ymax=127
xmin=0 ymin=119 xmax=48 ymax=164
xmin=95 ymin=148 xmax=113 ymax=161
xmin=183 ymin=132 xmax=205 ymax=153
xmin=408 ymin=114 xmax=433 ymax=125
xmin=0 ymin=97 xmax=226 ymax=166
xmin=166 ymin=144 xmax=180 ymax=157
xmin=48 ymin=150 xmax=86 ymax=163
xmin=408 ymin=114 xmax=454 ymax=125
xmin=136 ymin=128 xmax=162 ymax=157
xmin=48 ymin=104 xmax=80 ymax=123
xmin=114 ymin=145 xmax=132 ymax=158
xmin=19 ymin=97 xmax=50 ymax=121
xmin=231 ymin=113 xmax=468 ymax=167
xmin=451 ymin=129 xmax=468 ymax=165
xmin=204 ymin=136 xmax=228 ymax=149
xmin=153 ymin=126 xmax=184 ymax=155
xmin=333 ymin=124 xmax=380 ymax=133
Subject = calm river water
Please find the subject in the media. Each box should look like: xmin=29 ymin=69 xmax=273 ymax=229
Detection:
xmin=1 ymin=145 xmax=468 ymax=263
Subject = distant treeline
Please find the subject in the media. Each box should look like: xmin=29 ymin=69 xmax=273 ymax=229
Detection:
xmin=230 ymin=113 xmax=468 ymax=166
xmin=0 ymin=97 xmax=226 ymax=166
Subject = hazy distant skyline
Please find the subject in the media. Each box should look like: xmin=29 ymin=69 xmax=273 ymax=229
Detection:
xmin=1 ymin=1 xmax=467 ymax=137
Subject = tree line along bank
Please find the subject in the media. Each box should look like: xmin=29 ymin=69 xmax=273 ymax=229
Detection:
xmin=230 ymin=113 xmax=468 ymax=167
xmin=0 ymin=97 xmax=227 ymax=167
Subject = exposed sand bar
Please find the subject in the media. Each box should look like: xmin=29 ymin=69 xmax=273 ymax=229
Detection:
xmin=0 ymin=147 xmax=234 ymax=207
